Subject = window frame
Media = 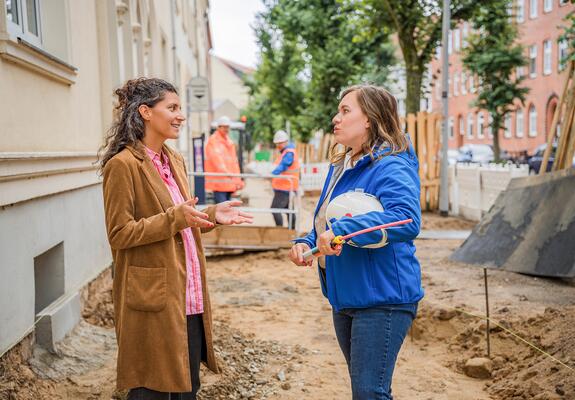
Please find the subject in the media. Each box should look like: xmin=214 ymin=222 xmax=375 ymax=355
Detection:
xmin=529 ymin=44 xmax=538 ymax=78
xmin=543 ymin=40 xmax=552 ymax=75
xmin=558 ymin=39 xmax=568 ymax=71
xmin=528 ymin=105 xmax=537 ymax=137
xmin=467 ymin=113 xmax=474 ymax=139
xmin=529 ymin=0 xmax=538 ymax=19
xmin=5 ymin=0 xmax=43 ymax=47
xmin=516 ymin=108 xmax=525 ymax=138
xmin=504 ymin=113 xmax=512 ymax=138
xmin=477 ymin=113 xmax=485 ymax=139
xmin=543 ymin=0 xmax=553 ymax=13
xmin=517 ymin=0 xmax=525 ymax=23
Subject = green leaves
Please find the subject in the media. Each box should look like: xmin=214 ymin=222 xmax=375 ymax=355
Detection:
xmin=462 ymin=0 xmax=529 ymax=161
xmin=245 ymin=0 xmax=394 ymax=143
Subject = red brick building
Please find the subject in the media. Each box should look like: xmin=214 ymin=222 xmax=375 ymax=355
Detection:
xmin=430 ymin=0 xmax=574 ymax=156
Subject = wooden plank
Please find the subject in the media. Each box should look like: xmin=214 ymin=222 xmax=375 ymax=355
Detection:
xmin=416 ymin=112 xmax=428 ymax=210
xmin=541 ymin=60 xmax=573 ymax=173
xmin=201 ymin=225 xmax=296 ymax=249
xmin=407 ymin=114 xmax=417 ymax=149
xmin=553 ymin=91 xmax=575 ymax=171
xmin=562 ymin=107 xmax=575 ymax=169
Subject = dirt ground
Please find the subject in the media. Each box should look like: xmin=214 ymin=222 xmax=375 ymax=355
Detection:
xmin=1 ymin=198 xmax=575 ymax=399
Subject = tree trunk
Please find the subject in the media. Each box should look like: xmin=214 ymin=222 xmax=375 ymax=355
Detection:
xmin=405 ymin=64 xmax=423 ymax=115
xmin=491 ymin=113 xmax=502 ymax=163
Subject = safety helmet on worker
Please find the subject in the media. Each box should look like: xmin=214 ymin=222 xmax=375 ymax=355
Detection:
xmin=326 ymin=190 xmax=388 ymax=248
xmin=273 ymin=130 xmax=290 ymax=144
xmin=216 ymin=116 xmax=231 ymax=127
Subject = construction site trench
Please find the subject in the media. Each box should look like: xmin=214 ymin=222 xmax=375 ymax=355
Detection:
xmin=1 ymin=200 xmax=575 ymax=400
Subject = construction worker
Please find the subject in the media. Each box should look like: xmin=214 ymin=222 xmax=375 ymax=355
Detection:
xmin=204 ymin=116 xmax=244 ymax=203
xmin=270 ymin=129 xmax=300 ymax=230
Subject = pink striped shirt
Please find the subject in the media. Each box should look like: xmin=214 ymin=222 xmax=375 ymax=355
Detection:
xmin=145 ymin=147 xmax=204 ymax=315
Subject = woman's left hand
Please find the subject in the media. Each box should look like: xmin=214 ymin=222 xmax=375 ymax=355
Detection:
xmin=317 ymin=230 xmax=343 ymax=256
xmin=215 ymin=200 xmax=254 ymax=225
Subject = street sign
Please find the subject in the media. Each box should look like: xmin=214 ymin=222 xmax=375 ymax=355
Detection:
xmin=188 ymin=77 xmax=209 ymax=111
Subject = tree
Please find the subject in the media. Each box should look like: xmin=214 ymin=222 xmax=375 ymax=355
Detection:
xmin=354 ymin=0 xmax=479 ymax=114
xmin=245 ymin=0 xmax=395 ymax=143
xmin=462 ymin=0 xmax=529 ymax=162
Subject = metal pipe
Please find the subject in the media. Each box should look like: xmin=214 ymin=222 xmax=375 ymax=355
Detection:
xmin=439 ymin=0 xmax=451 ymax=217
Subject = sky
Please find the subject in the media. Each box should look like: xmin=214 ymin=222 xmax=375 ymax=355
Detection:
xmin=209 ymin=0 xmax=266 ymax=68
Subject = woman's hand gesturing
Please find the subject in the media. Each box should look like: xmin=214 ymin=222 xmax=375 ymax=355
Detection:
xmin=182 ymin=197 xmax=214 ymax=228
xmin=215 ymin=200 xmax=253 ymax=225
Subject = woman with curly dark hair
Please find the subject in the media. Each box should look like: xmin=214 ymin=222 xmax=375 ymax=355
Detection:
xmin=100 ymin=77 xmax=252 ymax=399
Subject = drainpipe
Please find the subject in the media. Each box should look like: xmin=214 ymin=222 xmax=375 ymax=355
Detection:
xmin=170 ymin=0 xmax=178 ymax=85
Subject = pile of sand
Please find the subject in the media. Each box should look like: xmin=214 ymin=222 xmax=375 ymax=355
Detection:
xmin=413 ymin=302 xmax=575 ymax=400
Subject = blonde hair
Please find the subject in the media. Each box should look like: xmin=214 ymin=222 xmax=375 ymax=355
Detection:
xmin=329 ymin=84 xmax=408 ymax=165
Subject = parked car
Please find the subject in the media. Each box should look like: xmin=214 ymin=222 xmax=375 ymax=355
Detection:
xmin=527 ymin=143 xmax=575 ymax=174
xmin=456 ymin=144 xmax=494 ymax=164
xmin=447 ymin=149 xmax=459 ymax=165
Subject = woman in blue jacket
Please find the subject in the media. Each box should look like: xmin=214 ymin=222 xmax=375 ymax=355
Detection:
xmin=289 ymin=84 xmax=423 ymax=399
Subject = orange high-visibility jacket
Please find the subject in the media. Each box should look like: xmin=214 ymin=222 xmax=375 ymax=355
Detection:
xmin=272 ymin=147 xmax=300 ymax=191
xmin=204 ymin=130 xmax=243 ymax=192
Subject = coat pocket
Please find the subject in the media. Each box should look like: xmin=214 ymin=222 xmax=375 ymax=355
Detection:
xmin=126 ymin=266 xmax=167 ymax=312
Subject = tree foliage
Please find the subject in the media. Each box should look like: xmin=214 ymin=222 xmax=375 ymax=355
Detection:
xmin=462 ymin=0 xmax=529 ymax=162
xmin=353 ymin=0 xmax=479 ymax=114
xmin=244 ymin=0 xmax=395 ymax=144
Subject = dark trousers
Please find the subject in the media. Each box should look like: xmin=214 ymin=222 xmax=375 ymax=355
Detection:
xmin=332 ymin=304 xmax=417 ymax=400
xmin=271 ymin=190 xmax=295 ymax=229
xmin=127 ymin=314 xmax=205 ymax=400
xmin=213 ymin=191 xmax=232 ymax=203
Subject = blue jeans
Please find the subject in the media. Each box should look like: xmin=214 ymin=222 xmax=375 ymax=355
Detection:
xmin=332 ymin=303 xmax=418 ymax=400
xmin=213 ymin=191 xmax=232 ymax=203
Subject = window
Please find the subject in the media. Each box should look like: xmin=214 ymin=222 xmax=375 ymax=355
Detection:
xmin=559 ymin=39 xmax=568 ymax=71
xmin=529 ymin=0 xmax=538 ymax=19
xmin=477 ymin=113 xmax=485 ymax=138
xmin=504 ymin=113 xmax=512 ymax=138
xmin=516 ymin=108 xmax=524 ymax=137
xmin=543 ymin=40 xmax=552 ymax=75
xmin=459 ymin=115 xmax=465 ymax=136
xmin=487 ymin=115 xmax=494 ymax=138
xmin=5 ymin=0 xmax=42 ymax=46
xmin=435 ymin=82 xmax=441 ymax=100
xmin=436 ymin=45 xmax=442 ymax=60
xmin=449 ymin=117 xmax=454 ymax=139
xmin=529 ymin=45 xmax=537 ymax=78
xmin=517 ymin=0 xmax=525 ymax=22
xmin=461 ymin=71 xmax=467 ymax=95
xmin=462 ymin=23 xmax=469 ymax=48
xmin=454 ymin=72 xmax=459 ymax=96
xmin=544 ymin=0 xmax=553 ymax=12
xmin=528 ymin=105 xmax=537 ymax=137
xmin=469 ymin=75 xmax=476 ymax=93
xmin=448 ymin=30 xmax=453 ymax=55
xmin=454 ymin=29 xmax=461 ymax=51
xmin=560 ymin=0 xmax=568 ymax=5
xmin=448 ymin=77 xmax=452 ymax=97
xmin=467 ymin=113 xmax=474 ymax=138
xmin=517 ymin=66 xmax=526 ymax=78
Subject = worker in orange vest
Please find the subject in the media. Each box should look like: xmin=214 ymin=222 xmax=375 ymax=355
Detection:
xmin=270 ymin=130 xmax=300 ymax=229
xmin=204 ymin=116 xmax=244 ymax=203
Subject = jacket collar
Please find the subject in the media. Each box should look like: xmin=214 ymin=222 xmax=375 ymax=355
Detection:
xmin=126 ymin=141 xmax=190 ymax=211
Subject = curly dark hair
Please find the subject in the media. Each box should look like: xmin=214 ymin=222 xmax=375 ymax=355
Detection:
xmin=98 ymin=77 xmax=177 ymax=171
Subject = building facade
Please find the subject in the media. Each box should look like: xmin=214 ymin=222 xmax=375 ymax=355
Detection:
xmin=0 ymin=0 xmax=212 ymax=356
xmin=430 ymin=0 xmax=574 ymax=155
xmin=210 ymin=54 xmax=253 ymax=120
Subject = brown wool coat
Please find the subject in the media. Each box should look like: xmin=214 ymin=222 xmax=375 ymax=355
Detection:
xmin=102 ymin=142 xmax=219 ymax=392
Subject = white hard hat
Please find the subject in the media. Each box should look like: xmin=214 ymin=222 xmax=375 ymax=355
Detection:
xmin=273 ymin=130 xmax=289 ymax=144
xmin=326 ymin=191 xmax=387 ymax=248
xmin=217 ymin=116 xmax=231 ymax=126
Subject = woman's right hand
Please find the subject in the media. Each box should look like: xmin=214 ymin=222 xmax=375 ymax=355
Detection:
xmin=182 ymin=197 xmax=215 ymax=229
xmin=289 ymin=243 xmax=313 ymax=267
